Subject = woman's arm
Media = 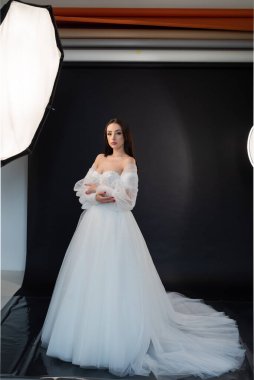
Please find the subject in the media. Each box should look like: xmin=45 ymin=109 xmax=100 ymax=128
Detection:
xmin=74 ymin=170 xmax=98 ymax=210
xmin=86 ymin=153 xmax=115 ymax=203
xmin=110 ymin=157 xmax=138 ymax=211
xmin=74 ymin=154 xmax=115 ymax=209
xmin=83 ymin=153 xmax=103 ymax=194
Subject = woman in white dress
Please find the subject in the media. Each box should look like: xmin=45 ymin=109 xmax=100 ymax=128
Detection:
xmin=41 ymin=118 xmax=246 ymax=379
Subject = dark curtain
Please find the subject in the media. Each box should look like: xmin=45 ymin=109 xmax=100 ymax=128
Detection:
xmin=23 ymin=62 xmax=252 ymax=301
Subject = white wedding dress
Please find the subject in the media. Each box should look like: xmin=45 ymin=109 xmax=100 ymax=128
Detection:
xmin=41 ymin=162 xmax=246 ymax=379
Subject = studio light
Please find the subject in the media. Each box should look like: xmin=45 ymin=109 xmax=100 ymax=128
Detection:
xmin=0 ymin=0 xmax=64 ymax=165
xmin=247 ymin=126 xmax=254 ymax=167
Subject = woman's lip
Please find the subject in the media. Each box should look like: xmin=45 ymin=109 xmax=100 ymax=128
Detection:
xmin=111 ymin=142 xmax=117 ymax=144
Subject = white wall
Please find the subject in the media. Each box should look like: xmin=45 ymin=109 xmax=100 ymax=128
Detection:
xmin=1 ymin=156 xmax=28 ymax=271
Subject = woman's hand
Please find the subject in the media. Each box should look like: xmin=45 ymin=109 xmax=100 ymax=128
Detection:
xmin=96 ymin=191 xmax=115 ymax=203
xmin=85 ymin=183 xmax=97 ymax=194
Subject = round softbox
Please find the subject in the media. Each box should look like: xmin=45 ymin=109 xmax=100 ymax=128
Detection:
xmin=0 ymin=0 xmax=64 ymax=164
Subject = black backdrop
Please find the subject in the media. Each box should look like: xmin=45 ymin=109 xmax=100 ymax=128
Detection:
xmin=23 ymin=62 xmax=252 ymax=300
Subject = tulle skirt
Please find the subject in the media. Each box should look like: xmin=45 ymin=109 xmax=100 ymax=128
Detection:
xmin=41 ymin=204 xmax=246 ymax=379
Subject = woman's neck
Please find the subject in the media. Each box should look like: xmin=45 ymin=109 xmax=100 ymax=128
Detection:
xmin=111 ymin=148 xmax=126 ymax=158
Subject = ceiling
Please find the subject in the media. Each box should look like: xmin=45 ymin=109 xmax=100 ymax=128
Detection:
xmin=1 ymin=0 xmax=253 ymax=7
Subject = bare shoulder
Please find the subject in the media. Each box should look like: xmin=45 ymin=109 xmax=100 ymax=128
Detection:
xmin=96 ymin=153 xmax=105 ymax=160
xmin=123 ymin=156 xmax=136 ymax=168
xmin=95 ymin=153 xmax=105 ymax=162
xmin=92 ymin=153 xmax=105 ymax=168
xmin=125 ymin=156 xmax=136 ymax=164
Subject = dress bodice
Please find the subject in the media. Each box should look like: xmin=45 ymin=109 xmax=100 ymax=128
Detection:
xmin=74 ymin=163 xmax=138 ymax=212
xmin=89 ymin=169 xmax=121 ymax=187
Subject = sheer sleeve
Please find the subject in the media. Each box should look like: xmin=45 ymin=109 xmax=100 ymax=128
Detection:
xmin=74 ymin=161 xmax=139 ymax=212
xmin=111 ymin=162 xmax=139 ymax=211
xmin=74 ymin=164 xmax=99 ymax=210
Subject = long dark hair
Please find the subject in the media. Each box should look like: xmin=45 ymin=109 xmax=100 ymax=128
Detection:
xmin=104 ymin=118 xmax=136 ymax=159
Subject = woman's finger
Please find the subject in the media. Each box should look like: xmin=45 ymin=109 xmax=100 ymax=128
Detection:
xmin=101 ymin=196 xmax=114 ymax=202
xmin=104 ymin=197 xmax=115 ymax=203
xmin=96 ymin=194 xmax=115 ymax=203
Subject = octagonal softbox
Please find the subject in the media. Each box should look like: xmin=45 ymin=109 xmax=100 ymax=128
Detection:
xmin=0 ymin=0 xmax=64 ymax=165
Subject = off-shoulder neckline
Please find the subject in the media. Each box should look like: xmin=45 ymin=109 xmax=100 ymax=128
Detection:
xmin=94 ymin=169 xmax=122 ymax=176
xmin=91 ymin=162 xmax=136 ymax=176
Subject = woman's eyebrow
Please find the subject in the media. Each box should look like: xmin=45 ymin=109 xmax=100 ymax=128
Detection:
xmin=107 ymin=129 xmax=121 ymax=132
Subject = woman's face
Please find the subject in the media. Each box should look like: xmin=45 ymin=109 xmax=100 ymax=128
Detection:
xmin=106 ymin=123 xmax=124 ymax=150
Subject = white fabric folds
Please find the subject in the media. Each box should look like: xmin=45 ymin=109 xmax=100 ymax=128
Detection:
xmin=73 ymin=162 xmax=138 ymax=211
xmin=41 ymin=162 xmax=246 ymax=379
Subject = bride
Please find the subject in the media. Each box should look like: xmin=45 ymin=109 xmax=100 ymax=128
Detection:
xmin=41 ymin=118 xmax=246 ymax=379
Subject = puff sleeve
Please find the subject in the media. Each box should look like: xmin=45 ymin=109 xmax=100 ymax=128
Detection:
xmin=111 ymin=162 xmax=139 ymax=211
xmin=74 ymin=165 xmax=99 ymax=210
